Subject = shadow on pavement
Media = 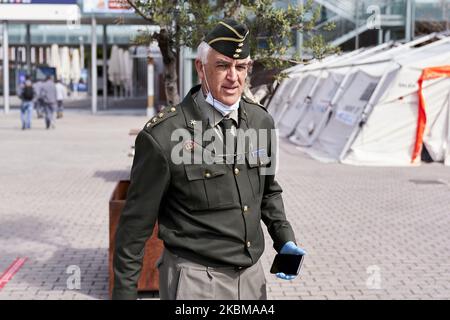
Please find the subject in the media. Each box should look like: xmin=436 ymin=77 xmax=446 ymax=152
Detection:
xmin=93 ymin=170 xmax=130 ymax=182
xmin=0 ymin=216 xmax=109 ymax=300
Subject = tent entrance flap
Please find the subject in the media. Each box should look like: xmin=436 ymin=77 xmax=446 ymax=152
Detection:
xmin=277 ymin=74 xmax=318 ymax=137
xmin=306 ymin=71 xmax=383 ymax=161
xmin=290 ymin=73 xmax=345 ymax=147
xmin=269 ymin=75 xmax=301 ymax=123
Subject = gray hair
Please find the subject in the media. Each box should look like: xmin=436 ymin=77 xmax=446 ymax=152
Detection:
xmin=196 ymin=41 xmax=211 ymax=64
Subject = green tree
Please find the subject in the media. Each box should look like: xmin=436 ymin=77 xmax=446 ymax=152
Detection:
xmin=127 ymin=0 xmax=336 ymax=106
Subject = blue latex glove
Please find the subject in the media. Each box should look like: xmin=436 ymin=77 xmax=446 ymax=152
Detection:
xmin=276 ymin=241 xmax=306 ymax=280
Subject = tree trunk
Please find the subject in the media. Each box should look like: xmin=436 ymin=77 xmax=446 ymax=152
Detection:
xmin=157 ymin=29 xmax=180 ymax=106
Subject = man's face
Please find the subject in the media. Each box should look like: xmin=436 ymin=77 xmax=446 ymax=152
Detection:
xmin=195 ymin=48 xmax=251 ymax=106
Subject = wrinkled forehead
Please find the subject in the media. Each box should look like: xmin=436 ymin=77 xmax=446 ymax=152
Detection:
xmin=207 ymin=47 xmax=251 ymax=65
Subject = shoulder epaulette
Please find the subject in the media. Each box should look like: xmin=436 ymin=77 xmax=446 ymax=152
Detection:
xmin=144 ymin=105 xmax=178 ymax=130
xmin=242 ymin=95 xmax=266 ymax=111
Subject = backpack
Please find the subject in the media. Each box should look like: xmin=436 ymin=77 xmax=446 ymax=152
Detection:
xmin=39 ymin=88 xmax=51 ymax=105
xmin=22 ymin=86 xmax=34 ymax=101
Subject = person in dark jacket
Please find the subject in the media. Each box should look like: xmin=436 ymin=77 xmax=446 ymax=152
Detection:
xmin=113 ymin=19 xmax=306 ymax=300
xmin=18 ymin=75 xmax=35 ymax=130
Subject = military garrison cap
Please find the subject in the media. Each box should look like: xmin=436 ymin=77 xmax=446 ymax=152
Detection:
xmin=205 ymin=19 xmax=250 ymax=60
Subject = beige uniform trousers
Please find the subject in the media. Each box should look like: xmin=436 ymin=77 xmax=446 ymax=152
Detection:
xmin=157 ymin=249 xmax=267 ymax=300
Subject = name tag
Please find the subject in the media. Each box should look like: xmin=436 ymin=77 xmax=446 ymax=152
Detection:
xmin=251 ymin=148 xmax=267 ymax=157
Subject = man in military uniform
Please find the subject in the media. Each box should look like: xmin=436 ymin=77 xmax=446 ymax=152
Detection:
xmin=112 ymin=19 xmax=306 ymax=300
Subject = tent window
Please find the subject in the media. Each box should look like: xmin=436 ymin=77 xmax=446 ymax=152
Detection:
xmin=359 ymin=82 xmax=378 ymax=101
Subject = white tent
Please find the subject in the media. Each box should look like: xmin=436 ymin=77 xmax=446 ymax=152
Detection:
xmin=275 ymin=72 xmax=318 ymax=135
xmin=289 ymin=71 xmax=345 ymax=145
xmin=267 ymin=50 xmax=364 ymax=124
xmin=277 ymin=42 xmax=396 ymax=138
xmin=267 ymin=53 xmax=354 ymax=115
xmin=289 ymin=35 xmax=438 ymax=147
xmin=302 ymin=36 xmax=450 ymax=166
xmin=268 ymin=73 xmax=303 ymax=122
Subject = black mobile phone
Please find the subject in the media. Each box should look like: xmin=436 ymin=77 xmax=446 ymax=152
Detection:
xmin=270 ymin=253 xmax=304 ymax=276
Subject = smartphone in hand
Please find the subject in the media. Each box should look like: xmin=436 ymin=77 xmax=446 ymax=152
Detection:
xmin=270 ymin=253 xmax=304 ymax=276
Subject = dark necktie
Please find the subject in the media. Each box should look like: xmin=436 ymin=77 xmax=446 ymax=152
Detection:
xmin=219 ymin=117 xmax=236 ymax=163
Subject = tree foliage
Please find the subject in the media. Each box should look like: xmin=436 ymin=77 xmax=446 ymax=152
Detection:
xmin=127 ymin=0 xmax=337 ymax=105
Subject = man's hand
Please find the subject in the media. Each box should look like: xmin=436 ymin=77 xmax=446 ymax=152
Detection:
xmin=276 ymin=241 xmax=306 ymax=280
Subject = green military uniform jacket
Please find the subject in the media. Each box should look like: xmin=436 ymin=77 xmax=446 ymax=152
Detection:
xmin=112 ymin=85 xmax=297 ymax=300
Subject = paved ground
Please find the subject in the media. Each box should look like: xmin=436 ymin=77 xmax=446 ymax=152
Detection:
xmin=6 ymin=96 xmax=150 ymax=111
xmin=0 ymin=108 xmax=449 ymax=300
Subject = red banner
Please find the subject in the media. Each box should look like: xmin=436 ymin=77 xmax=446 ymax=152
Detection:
xmin=413 ymin=66 xmax=450 ymax=163
xmin=0 ymin=257 xmax=27 ymax=290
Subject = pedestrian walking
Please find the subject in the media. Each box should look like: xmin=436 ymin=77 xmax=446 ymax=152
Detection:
xmin=55 ymin=79 xmax=67 ymax=119
xmin=39 ymin=75 xmax=58 ymax=129
xmin=18 ymin=75 xmax=35 ymax=130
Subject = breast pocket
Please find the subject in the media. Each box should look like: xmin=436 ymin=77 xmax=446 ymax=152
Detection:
xmin=184 ymin=164 xmax=235 ymax=211
xmin=246 ymin=152 xmax=272 ymax=199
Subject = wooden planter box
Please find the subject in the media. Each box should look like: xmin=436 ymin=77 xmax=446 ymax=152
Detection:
xmin=109 ymin=180 xmax=164 ymax=298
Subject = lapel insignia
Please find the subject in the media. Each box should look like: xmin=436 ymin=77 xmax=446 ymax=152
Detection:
xmin=251 ymin=148 xmax=267 ymax=157
xmin=184 ymin=140 xmax=195 ymax=151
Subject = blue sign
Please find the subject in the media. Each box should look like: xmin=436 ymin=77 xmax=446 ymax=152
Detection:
xmin=35 ymin=66 xmax=57 ymax=81
xmin=75 ymin=68 xmax=88 ymax=92
xmin=17 ymin=70 xmax=28 ymax=90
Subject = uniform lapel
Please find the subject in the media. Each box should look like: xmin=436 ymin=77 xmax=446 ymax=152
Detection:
xmin=238 ymin=100 xmax=255 ymax=166
xmin=180 ymin=85 xmax=211 ymax=149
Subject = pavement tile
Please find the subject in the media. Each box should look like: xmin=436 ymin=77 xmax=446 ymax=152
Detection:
xmin=1 ymin=109 xmax=449 ymax=300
